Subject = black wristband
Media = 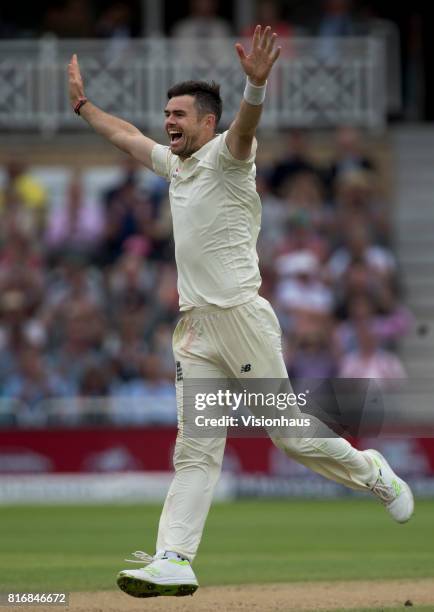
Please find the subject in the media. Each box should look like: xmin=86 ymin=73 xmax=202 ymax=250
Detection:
xmin=74 ymin=98 xmax=88 ymax=115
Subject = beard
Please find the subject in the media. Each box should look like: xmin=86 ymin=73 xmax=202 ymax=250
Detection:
xmin=170 ymin=128 xmax=206 ymax=159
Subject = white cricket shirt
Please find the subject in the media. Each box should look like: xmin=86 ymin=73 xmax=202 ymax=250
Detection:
xmin=151 ymin=131 xmax=262 ymax=311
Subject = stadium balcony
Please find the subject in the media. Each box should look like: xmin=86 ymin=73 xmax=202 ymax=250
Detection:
xmin=0 ymin=36 xmax=387 ymax=137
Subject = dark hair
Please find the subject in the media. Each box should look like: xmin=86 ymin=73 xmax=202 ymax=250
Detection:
xmin=167 ymin=80 xmax=222 ymax=126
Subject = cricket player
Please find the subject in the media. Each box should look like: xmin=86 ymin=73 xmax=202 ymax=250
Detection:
xmin=68 ymin=26 xmax=414 ymax=599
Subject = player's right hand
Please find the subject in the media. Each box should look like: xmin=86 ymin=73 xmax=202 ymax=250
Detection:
xmin=235 ymin=25 xmax=281 ymax=86
xmin=68 ymin=54 xmax=86 ymax=109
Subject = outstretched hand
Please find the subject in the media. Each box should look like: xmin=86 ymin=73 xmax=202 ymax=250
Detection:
xmin=68 ymin=54 xmax=86 ymax=108
xmin=235 ymin=25 xmax=281 ymax=86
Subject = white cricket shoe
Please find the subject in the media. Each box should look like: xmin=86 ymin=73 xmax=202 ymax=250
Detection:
xmin=366 ymin=449 xmax=414 ymax=523
xmin=117 ymin=552 xmax=198 ymax=598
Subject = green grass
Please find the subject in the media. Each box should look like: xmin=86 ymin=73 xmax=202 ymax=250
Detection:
xmin=0 ymin=499 xmax=433 ymax=592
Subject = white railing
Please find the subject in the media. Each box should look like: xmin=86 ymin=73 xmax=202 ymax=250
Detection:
xmin=0 ymin=36 xmax=386 ymax=133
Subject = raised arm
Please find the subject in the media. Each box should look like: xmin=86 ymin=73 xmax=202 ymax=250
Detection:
xmin=68 ymin=54 xmax=156 ymax=170
xmin=226 ymin=26 xmax=281 ymax=161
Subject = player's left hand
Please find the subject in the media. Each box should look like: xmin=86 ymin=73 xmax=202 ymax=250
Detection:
xmin=235 ymin=25 xmax=281 ymax=86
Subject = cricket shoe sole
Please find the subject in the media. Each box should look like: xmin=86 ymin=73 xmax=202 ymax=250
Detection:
xmin=117 ymin=558 xmax=198 ymax=598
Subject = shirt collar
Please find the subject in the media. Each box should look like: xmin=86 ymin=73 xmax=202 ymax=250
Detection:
xmin=190 ymin=134 xmax=219 ymax=161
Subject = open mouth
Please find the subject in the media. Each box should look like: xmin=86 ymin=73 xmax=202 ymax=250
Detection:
xmin=169 ymin=132 xmax=183 ymax=145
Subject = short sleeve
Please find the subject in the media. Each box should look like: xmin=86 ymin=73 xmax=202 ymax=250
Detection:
xmin=219 ymin=131 xmax=258 ymax=168
xmin=151 ymin=144 xmax=171 ymax=179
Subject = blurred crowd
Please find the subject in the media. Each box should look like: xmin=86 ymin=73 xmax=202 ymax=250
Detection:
xmin=0 ymin=0 xmax=424 ymax=120
xmin=0 ymin=0 xmax=402 ymax=41
xmin=0 ymin=126 xmax=413 ymax=427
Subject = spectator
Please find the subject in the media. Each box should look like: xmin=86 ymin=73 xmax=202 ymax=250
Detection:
xmin=149 ymin=322 xmax=176 ymax=380
xmin=326 ymin=127 xmax=376 ymax=193
xmin=269 ymin=130 xmax=320 ymax=197
xmin=0 ymin=160 xmax=48 ymax=234
xmin=0 ymin=232 xmax=44 ymax=315
xmin=339 ymin=320 xmax=406 ymax=383
xmin=333 ymin=258 xmax=383 ymax=322
xmin=75 ymin=360 xmax=115 ymax=425
xmin=334 ymin=171 xmax=390 ymax=245
xmin=328 ymin=224 xmax=396 ymax=284
xmin=107 ymin=247 xmax=155 ymax=315
xmin=45 ymin=171 xmax=105 ymax=261
xmin=172 ymin=0 xmax=231 ymax=38
xmin=95 ymin=2 xmax=133 ymax=39
xmin=287 ymin=324 xmax=338 ymax=379
xmin=374 ymin=285 xmax=413 ymax=348
xmin=111 ymin=354 xmax=176 ymax=425
xmin=275 ymin=251 xmax=334 ymax=331
xmin=155 ymin=262 xmax=181 ymax=318
xmin=0 ymin=231 xmax=46 ymax=385
xmin=171 ymin=0 xmax=232 ymax=63
xmin=256 ymin=171 xmax=287 ymax=262
xmin=79 ymin=361 xmax=113 ymax=396
xmin=102 ymin=158 xmax=173 ymax=262
xmin=3 ymin=344 xmax=71 ymax=426
xmin=240 ymin=0 xmax=295 ymax=57
xmin=275 ymin=211 xmax=331 ymax=267
xmin=102 ymin=171 xmax=154 ymax=263
xmin=0 ymin=187 xmax=40 ymax=243
xmin=280 ymin=171 xmax=329 ymax=230
xmin=41 ymin=0 xmax=94 ymax=37
xmin=318 ymin=0 xmax=356 ymax=34
xmin=0 ymin=292 xmax=22 ymax=383
xmin=49 ymin=300 xmax=109 ymax=388
xmin=42 ymin=254 xmax=104 ymax=331
xmin=95 ymin=1 xmax=135 ymax=63
xmin=107 ymin=307 xmax=150 ymax=381
xmin=316 ymin=0 xmax=359 ymax=61
xmin=335 ymin=293 xmax=412 ymax=356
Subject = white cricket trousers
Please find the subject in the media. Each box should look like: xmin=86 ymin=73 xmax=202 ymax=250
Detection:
xmin=156 ymin=296 xmax=375 ymax=561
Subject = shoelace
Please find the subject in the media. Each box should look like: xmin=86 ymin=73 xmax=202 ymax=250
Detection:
xmin=371 ymin=474 xmax=397 ymax=504
xmin=124 ymin=550 xmax=154 ymax=566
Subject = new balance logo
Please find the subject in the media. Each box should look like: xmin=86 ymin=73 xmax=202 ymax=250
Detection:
xmin=240 ymin=363 xmax=252 ymax=373
xmin=176 ymin=361 xmax=183 ymax=381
